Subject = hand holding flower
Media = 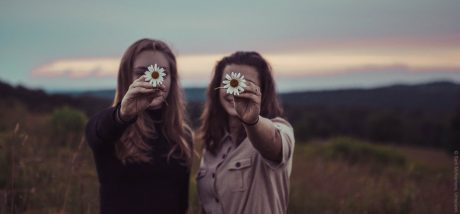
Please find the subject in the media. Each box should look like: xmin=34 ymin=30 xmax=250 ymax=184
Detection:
xmin=119 ymin=65 xmax=167 ymax=121
xmin=233 ymin=80 xmax=262 ymax=125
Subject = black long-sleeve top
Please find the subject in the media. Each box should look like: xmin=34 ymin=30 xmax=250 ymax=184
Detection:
xmin=85 ymin=106 xmax=190 ymax=214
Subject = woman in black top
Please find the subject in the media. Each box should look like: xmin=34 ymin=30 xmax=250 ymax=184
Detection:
xmin=85 ymin=38 xmax=193 ymax=214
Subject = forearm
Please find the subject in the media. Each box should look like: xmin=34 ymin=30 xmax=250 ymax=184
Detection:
xmin=85 ymin=106 xmax=134 ymax=151
xmin=244 ymin=116 xmax=282 ymax=162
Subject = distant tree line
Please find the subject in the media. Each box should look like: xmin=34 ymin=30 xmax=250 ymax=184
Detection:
xmin=2 ymin=79 xmax=459 ymax=150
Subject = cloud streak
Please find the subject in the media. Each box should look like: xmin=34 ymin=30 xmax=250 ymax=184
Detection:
xmin=31 ymin=46 xmax=460 ymax=80
xmin=32 ymin=57 xmax=120 ymax=78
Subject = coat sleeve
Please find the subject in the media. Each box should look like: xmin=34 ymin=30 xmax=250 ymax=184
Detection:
xmin=85 ymin=105 xmax=134 ymax=152
xmin=260 ymin=117 xmax=295 ymax=170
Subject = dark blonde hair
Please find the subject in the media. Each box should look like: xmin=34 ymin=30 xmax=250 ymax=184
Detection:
xmin=199 ymin=51 xmax=284 ymax=154
xmin=113 ymin=38 xmax=193 ymax=165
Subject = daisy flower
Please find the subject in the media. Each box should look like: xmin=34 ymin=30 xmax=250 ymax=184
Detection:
xmin=144 ymin=64 xmax=166 ymax=87
xmin=222 ymin=72 xmax=247 ymax=95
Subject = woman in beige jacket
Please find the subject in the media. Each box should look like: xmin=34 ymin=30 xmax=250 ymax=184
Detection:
xmin=197 ymin=51 xmax=295 ymax=214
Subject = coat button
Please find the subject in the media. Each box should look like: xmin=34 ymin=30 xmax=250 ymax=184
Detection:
xmin=215 ymin=198 xmax=219 ymax=203
xmin=212 ymin=173 xmax=215 ymax=178
xmin=235 ymin=162 xmax=241 ymax=168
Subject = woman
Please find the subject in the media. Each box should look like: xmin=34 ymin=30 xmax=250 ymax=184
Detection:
xmin=85 ymin=38 xmax=193 ymax=214
xmin=197 ymin=51 xmax=295 ymax=214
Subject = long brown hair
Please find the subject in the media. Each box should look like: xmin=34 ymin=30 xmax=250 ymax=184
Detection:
xmin=113 ymin=38 xmax=193 ymax=165
xmin=199 ymin=51 xmax=284 ymax=154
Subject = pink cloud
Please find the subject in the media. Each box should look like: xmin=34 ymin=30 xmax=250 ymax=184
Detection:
xmin=274 ymin=64 xmax=460 ymax=78
xmin=31 ymin=45 xmax=460 ymax=80
xmin=32 ymin=57 xmax=119 ymax=79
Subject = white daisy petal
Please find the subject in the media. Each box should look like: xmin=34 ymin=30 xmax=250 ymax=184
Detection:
xmin=221 ymin=72 xmax=251 ymax=95
xmin=141 ymin=64 xmax=167 ymax=87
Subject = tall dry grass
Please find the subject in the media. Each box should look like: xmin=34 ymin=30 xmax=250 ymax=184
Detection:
xmin=0 ymin=103 xmax=452 ymax=213
xmin=288 ymin=138 xmax=451 ymax=214
xmin=0 ymin=105 xmax=98 ymax=213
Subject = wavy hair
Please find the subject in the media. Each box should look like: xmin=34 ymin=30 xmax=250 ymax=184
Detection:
xmin=198 ymin=51 xmax=284 ymax=154
xmin=113 ymin=38 xmax=193 ymax=166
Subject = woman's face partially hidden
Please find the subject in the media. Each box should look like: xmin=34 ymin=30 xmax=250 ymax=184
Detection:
xmin=219 ymin=64 xmax=260 ymax=117
xmin=132 ymin=50 xmax=171 ymax=109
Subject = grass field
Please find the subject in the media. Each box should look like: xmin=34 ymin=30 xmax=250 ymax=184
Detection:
xmin=0 ymin=107 xmax=453 ymax=213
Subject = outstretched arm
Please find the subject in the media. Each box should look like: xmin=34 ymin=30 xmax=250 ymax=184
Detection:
xmin=233 ymin=81 xmax=282 ymax=162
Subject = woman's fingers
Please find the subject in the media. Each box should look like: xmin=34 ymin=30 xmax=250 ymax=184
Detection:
xmin=133 ymin=75 xmax=147 ymax=83
xmin=234 ymin=81 xmax=261 ymax=104
xmin=130 ymin=87 xmax=155 ymax=95
xmin=130 ymin=82 xmax=152 ymax=90
xmin=131 ymin=81 xmax=166 ymax=91
xmin=151 ymin=84 xmax=166 ymax=92
xmin=242 ymin=81 xmax=261 ymax=96
xmin=124 ymin=76 xmax=167 ymax=111
xmin=131 ymin=88 xmax=165 ymax=100
xmin=234 ymin=93 xmax=260 ymax=102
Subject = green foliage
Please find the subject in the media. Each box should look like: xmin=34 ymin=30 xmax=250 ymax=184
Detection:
xmin=51 ymin=106 xmax=87 ymax=136
xmin=284 ymin=104 xmax=455 ymax=149
xmin=288 ymin=142 xmax=450 ymax=214
xmin=50 ymin=106 xmax=87 ymax=147
xmin=318 ymin=137 xmax=407 ymax=168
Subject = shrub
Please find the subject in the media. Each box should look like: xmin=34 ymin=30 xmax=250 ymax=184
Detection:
xmin=50 ymin=106 xmax=87 ymax=147
xmin=319 ymin=137 xmax=407 ymax=168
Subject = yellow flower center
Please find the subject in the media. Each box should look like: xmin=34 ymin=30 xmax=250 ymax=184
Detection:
xmin=151 ymin=71 xmax=160 ymax=79
xmin=230 ymin=79 xmax=239 ymax=87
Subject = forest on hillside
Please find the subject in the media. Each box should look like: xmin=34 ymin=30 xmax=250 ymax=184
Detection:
xmin=2 ymin=80 xmax=460 ymax=150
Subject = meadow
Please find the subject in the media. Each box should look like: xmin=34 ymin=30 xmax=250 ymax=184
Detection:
xmin=0 ymin=104 xmax=451 ymax=213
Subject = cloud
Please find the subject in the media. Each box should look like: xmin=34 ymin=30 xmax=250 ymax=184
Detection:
xmin=32 ymin=57 xmax=120 ymax=78
xmin=31 ymin=46 xmax=460 ymax=80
